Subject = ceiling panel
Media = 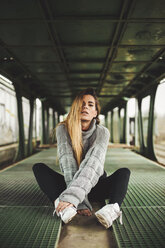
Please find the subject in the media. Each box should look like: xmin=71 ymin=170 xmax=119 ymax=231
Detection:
xmin=114 ymin=47 xmax=160 ymax=61
xmin=121 ymin=23 xmax=165 ymax=45
xmin=55 ymin=21 xmax=116 ymax=44
xmin=0 ymin=0 xmax=165 ymax=114
xmin=0 ymin=23 xmax=52 ymax=46
xmin=131 ymin=0 xmax=165 ymax=18
xmin=50 ymin=0 xmax=123 ymax=16
xmin=110 ymin=63 xmax=144 ymax=73
xmin=69 ymin=63 xmax=103 ymax=70
xmin=63 ymin=47 xmax=107 ymax=59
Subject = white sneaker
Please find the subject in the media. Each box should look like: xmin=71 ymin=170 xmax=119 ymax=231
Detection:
xmin=95 ymin=203 xmax=122 ymax=229
xmin=53 ymin=198 xmax=77 ymax=224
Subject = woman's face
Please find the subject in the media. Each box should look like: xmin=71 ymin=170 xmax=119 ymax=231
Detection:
xmin=81 ymin=94 xmax=97 ymax=122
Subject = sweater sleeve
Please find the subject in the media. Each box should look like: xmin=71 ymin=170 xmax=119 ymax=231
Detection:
xmin=59 ymin=126 xmax=110 ymax=208
xmin=56 ymin=124 xmax=78 ymax=186
xmin=56 ymin=124 xmax=92 ymax=210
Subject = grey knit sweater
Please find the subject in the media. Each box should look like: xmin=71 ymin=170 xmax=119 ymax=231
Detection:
xmin=56 ymin=119 xmax=110 ymax=211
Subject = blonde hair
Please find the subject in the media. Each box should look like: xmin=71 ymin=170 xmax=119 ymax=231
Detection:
xmin=56 ymin=88 xmax=101 ymax=166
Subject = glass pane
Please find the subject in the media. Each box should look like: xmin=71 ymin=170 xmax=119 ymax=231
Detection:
xmin=49 ymin=108 xmax=53 ymax=140
xmin=153 ymin=82 xmax=165 ymax=165
xmin=120 ymin=108 xmax=124 ymax=143
xmin=141 ymin=95 xmax=150 ymax=147
xmin=127 ymin=98 xmax=136 ymax=145
xmin=135 ymin=99 xmax=140 ymax=148
xmin=108 ymin=111 xmax=112 ymax=141
xmin=33 ymin=101 xmax=37 ymax=140
xmin=107 ymin=111 xmax=111 ymax=131
xmin=113 ymin=107 xmax=119 ymax=143
xmin=22 ymin=97 xmax=30 ymax=141
xmin=99 ymin=114 xmax=105 ymax=126
xmin=0 ymin=77 xmax=18 ymax=145
xmin=36 ymin=98 xmax=42 ymax=141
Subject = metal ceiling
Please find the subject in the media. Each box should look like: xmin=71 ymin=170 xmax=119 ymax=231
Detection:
xmin=0 ymin=0 xmax=165 ymax=114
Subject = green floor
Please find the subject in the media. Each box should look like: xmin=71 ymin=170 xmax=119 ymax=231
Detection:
xmin=0 ymin=147 xmax=165 ymax=247
xmin=0 ymin=148 xmax=62 ymax=248
xmin=104 ymin=148 xmax=165 ymax=248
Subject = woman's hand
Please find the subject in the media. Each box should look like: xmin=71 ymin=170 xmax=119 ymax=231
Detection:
xmin=77 ymin=209 xmax=92 ymax=216
xmin=56 ymin=201 xmax=74 ymax=213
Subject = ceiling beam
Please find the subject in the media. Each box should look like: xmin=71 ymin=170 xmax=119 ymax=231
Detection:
xmin=102 ymin=48 xmax=165 ymax=113
xmin=47 ymin=94 xmax=117 ymax=98
xmin=97 ymin=0 xmax=136 ymax=95
xmin=121 ymin=48 xmax=165 ymax=95
xmin=0 ymin=40 xmax=64 ymax=112
xmin=20 ymin=59 xmax=155 ymax=64
xmin=0 ymin=39 xmax=44 ymax=97
xmin=36 ymin=70 xmax=101 ymax=74
xmin=38 ymin=0 xmax=73 ymax=98
xmin=0 ymin=17 xmax=165 ymax=23
xmin=4 ymin=44 xmax=165 ymax=48
xmin=40 ymin=78 xmax=99 ymax=82
xmin=35 ymin=71 xmax=138 ymax=75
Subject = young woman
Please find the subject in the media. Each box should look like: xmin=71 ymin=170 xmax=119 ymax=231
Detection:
xmin=33 ymin=88 xmax=130 ymax=229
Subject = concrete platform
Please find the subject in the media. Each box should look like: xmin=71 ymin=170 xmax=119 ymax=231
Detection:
xmin=58 ymin=202 xmax=117 ymax=248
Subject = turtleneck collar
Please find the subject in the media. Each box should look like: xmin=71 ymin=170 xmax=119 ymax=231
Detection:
xmin=82 ymin=118 xmax=96 ymax=140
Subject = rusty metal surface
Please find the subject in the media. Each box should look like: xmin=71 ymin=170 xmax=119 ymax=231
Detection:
xmin=0 ymin=0 xmax=165 ymax=113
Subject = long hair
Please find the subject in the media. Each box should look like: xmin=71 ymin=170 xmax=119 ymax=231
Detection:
xmin=57 ymin=88 xmax=101 ymax=166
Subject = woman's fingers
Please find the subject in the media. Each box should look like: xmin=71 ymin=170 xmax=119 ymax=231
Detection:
xmin=59 ymin=203 xmax=69 ymax=212
xmin=56 ymin=202 xmax=92 ymax=216
xmin=57 ymin=203 xmax=64 ymax=212
xmin=77 ymin=209 xmax=92 ymax=216
xmin=56 ymin=201 xmax=73 ymax=213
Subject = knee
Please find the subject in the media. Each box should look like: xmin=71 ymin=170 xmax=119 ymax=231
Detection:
xmin=32 ymin=163 xmax=46 ymax=173
xmin=116 ymin=168 xmax=131 ymax=178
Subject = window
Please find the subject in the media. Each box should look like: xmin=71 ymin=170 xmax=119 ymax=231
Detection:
xmin=22 ymin=97 xmax=30 ymax=141
xmin=36 ymin=98 xmax=42 ymax=140
xmin=113 ymin=107 xmax=119 ymax=143
xmin=153 ymin=82 xmax=165 ymax=164
xmin=141 ymin=96 xmax=150 ymax=147
xmin=127 ymin=98 xmax=136 ymax=145
xmin=107 ymin=111 xmax=111 ymax=131
xmin=0 ymin=76 xmax=18 ymax=145
xmin=120 ymin=108 xmax=124 ymax=143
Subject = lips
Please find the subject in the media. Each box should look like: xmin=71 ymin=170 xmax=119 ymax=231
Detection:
xmin=81 ymin=111 xmax=89 ymax=114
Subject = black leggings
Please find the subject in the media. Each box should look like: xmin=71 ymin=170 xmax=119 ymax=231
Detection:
xmin=33 ymin=163 xmax=130 ymax=207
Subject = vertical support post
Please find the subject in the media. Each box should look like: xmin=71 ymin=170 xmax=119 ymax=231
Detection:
xmin=147 ymin=85 xmax=157 ymax=160
xmin=57 ymin=112 xmax=60 ymax=123
xmin=138 ymin=98 xmax=145 ymax=155
xmin=110 ymin=110 xmax=114 ymax=143
xmin=14 ymin=85 xmax=25 ymax=160
xmin=53 ymin=109 xmax=56 ymax=128
xmin=105 ymin=113 xmax=108 ymax=128
xmin=41 ymin=101 xmax=46 ymax=144
xmin=28 ymin=98 xmax=34 ymax=156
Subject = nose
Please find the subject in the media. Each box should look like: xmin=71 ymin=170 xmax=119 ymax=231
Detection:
xmin=83 ymin=103 xmax=88 ymax=109
xmin=82 ymin=104 xmax=88 ymax=110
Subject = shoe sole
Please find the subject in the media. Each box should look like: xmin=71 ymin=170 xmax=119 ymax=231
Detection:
xmin=62 ymin=211 xmax=77 ymax=224
xmin=95 ymin=213 xmax=110 ymax=229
